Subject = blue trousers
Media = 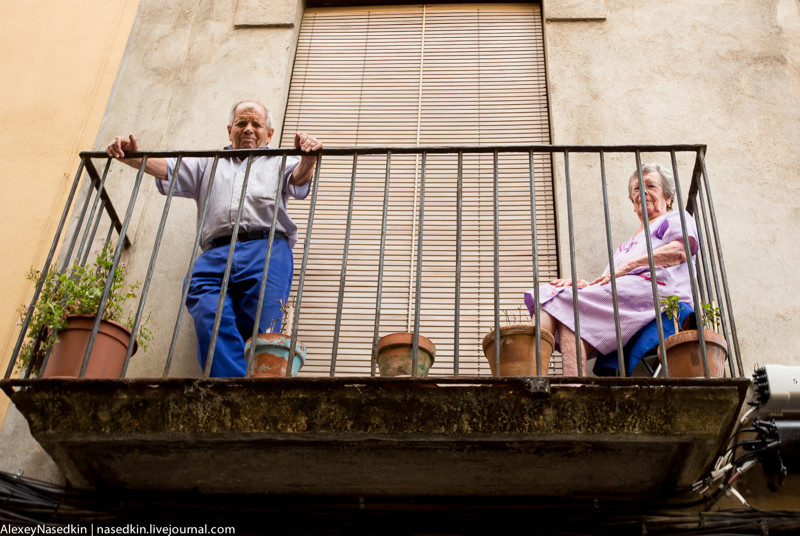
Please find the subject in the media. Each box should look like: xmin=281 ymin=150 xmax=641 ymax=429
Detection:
xmin=186 ymin=238 xmax=293 ymax=377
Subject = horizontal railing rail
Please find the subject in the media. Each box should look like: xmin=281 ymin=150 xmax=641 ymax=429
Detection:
xmin=5 ymin=144 xmax=742 ymax=380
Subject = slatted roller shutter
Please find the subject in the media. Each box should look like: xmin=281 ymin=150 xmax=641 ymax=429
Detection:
xmin=281 ymin=3 xmax=556 ymax=377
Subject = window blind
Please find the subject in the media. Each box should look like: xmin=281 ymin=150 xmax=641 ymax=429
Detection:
xmin=281 ymin=3 xmax=557 ymax=376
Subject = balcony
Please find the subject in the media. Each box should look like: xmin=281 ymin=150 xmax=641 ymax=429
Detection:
xmin=1 ymin=144 xmax=748 ymax=504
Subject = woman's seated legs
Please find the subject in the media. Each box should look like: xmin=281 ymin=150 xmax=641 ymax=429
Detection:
xmin=534 ymin=310 xmax=557 ymax=335
xmin=531 ymin=310 xmax=594 ymax=376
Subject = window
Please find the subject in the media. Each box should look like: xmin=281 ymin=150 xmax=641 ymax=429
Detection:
xmin=281 ymin=3 xmax=555 ymax=376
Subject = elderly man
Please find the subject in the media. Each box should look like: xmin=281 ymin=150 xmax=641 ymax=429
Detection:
xmin=107 ymin=101 xmax=322 ymax=377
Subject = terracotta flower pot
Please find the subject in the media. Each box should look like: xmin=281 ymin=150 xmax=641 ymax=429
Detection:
xmin=662 ymin=330 xmax=728 ymax=378
xmin=43 ymin=315 xmax=136 ymax=378
xmin=376 ymin=333 xmax=436 ymax=377
xmin=245 ymin=333 xmax=306 ymax=378
xmin=482 ymin=324 xmax=554 ymax=376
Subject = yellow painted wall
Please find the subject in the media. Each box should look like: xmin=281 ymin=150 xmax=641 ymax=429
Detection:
xmin=0 ymin=0 xmax=139 ymax=422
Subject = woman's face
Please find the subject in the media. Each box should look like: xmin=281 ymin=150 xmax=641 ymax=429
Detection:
xmin=630 ymin=171 xmax=671 ymax=222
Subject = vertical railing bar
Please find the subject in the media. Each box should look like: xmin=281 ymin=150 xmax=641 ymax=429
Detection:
xmin=330 ymin=154 xmax=359 ymax=377
xmin=5 ymin=160 xmax=87 ymax=379
xmin=245 ymin=155 xmax=287 ymax=377
xmin=699 ymin=152 xmax=742 ymax=376
xmin=690 ymin=162 xmax=713 ymax=307
xmin=454 ymin=151 xmax=463 ymax=375
xmin=59 ymin=181 xmax=94 ymax=270
xmin=371 ymin=152 xmax=392 ymax=377
xmin=694 ymin=222 xmax=710 ymax=308
xmin=633 ymin=152 xmax=671 ymax=377
xmin=288 ymin=155 xmax=322 ymax=376
xmin=36 ymin=163 xmax=107 ymax=377
xmin=44 ymin=197 xmax=118 ymax=379
xmin=697 ymin=185 xmax=721 ymax=317
xmin=83 ymin=158 xmax=131 ymax=249
xmin=78 ymin=156 xmax=149 ymax=377
xmin=563 ymin=151 xmax=583 ymax=376
xmin=163 ymin=155 xmax=221 ymax=376
xmin=695 ymin=168 xmax=724 ymax=376
xmin=693 ymin=171 xmax=718 ymax=377
xmin=120 ymin=155 xmax=184 ymax=377
xmin=695 ymin=171 xmax=719 ymax=376
xmin=528 ymin=150 xmax=542 ymax=376
xmin=492 ymin=151 xmax=501 ymax=376
xmin=412 ymin=151 xmax=427 ymax=376
xmin=668 ymin=151 xmax=704 ymax=379
xmin=76 ymin=159 xmax=112 ymax=265
xmin=204 ymin=155 xmax=254 ymax=377
xmin=599 ymin=153 xmax=625 ymax=375
xmin=103 ymin=221 xmax=115 ymax=248
xmin=80 ymin=199 xmax=107 ymax=266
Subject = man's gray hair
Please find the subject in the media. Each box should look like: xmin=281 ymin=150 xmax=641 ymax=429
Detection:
xmin=229 ymin=101 xmax=273 ymax=130
xmin=627 ymin=162 xmax=676 ymax=210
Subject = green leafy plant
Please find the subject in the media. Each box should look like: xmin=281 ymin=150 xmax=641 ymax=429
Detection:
xmin=659 ymin=295 xmax=722 ymax=334
xmin=659 ymin=295 xmax=682 ymax=334
xmin=701 ymin=302 xmax=721 ymax=332
xmin=17 ymin=243 xmax=152 ymax=373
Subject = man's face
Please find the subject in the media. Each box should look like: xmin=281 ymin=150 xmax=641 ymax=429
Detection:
xmin=227 ymin=104 xmax=273 ymax=149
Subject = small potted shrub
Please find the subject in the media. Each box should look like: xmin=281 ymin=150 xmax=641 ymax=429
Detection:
xmin=481 ymin=307 xmax=554 ymax=376
xmin=17 ymin=243 xmax=152 ymax=378
xmin=659 ymin=296 xmax=728 ymax=378
xmin=244 ymin=297 xmax=306 ymax=377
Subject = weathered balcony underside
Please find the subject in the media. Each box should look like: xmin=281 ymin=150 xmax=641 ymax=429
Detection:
xmin=3 ymin=377 xmax=749 ymax=497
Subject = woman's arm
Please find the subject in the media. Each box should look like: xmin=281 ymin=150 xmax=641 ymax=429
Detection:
xmin=590 ymin=237 xmax=697 ymax=285
xmin=550 ymin=278 xmax=590 ymax=288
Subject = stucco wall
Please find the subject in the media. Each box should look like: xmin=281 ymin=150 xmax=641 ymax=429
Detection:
xmin=0 ymin=0 xmax=139 ymax=430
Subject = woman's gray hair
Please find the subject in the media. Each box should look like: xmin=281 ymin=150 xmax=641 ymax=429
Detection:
xmin=628 ymin=162 xmax=676 ymax=210
xmin=229 ymin=101 xmax=273 ymax=131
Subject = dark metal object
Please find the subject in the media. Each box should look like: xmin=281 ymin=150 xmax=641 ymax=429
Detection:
xmin=244 ymin=155 xmax=287 ymax=376
xmin=122 ymin=155 xmax=183 ymax=377
xmin=492 ymin=151 xmax=501 ymax=376
xmin=163 ymin=156 xmax=221 ymax=376
xmin=289 ymin=156 xmax=322 ymax=378
xmin=599 ymin=153 xmax=625 ymax=375
xmin=78 ymin=156 xmax=149 ymax=377
xmin=205 ymin=155 xmax=255 ymax=377
xmin=412 ymin=152 xmax=428 ymax=376
xmin=632 ymin=152 xmax=673 ymax=377
xmin=7 ymin=144 xmax=740 ymax=382
xmin=83 ymin=159 xmax=132 ymax=249
xmin=371 ymin=153 xmax=392 ymax=376
xmin=699 ymin=153 xmax=742 ymax=376
xmin=454 ymin=151 xmax=463 ymax=375
xmin=562 ymin=152 xmax=583 ymax=376
xmin=330 ymin=154 xmax=359 ymax=377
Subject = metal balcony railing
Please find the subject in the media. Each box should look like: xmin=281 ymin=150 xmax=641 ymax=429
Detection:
xmin=5 ymin=144 xmax=742 ymax=380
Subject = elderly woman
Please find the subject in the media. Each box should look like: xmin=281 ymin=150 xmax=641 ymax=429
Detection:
xmin=524 ymin=163 xmax=698 ymax=375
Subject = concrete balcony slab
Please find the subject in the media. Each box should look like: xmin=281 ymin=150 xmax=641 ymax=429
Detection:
xmin=2 ymin=377 xmax=749 ymax=498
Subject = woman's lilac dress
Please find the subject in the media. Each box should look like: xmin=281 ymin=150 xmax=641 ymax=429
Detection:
xmin=524 ymin=210 xmax=698 ymax=356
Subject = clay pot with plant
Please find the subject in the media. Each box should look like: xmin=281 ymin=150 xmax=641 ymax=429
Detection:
xmin=17 ymin=243 xmax=152 ymax=378
xmin=481 ymin=307 xmax=555 ymax=376
xmin=659 ymin=295 xmax=728 ymax=378
xmin=375 ymin=332 xmax=436 ymax=377
xmin=244 ymin=297 xmax=306 ymax=378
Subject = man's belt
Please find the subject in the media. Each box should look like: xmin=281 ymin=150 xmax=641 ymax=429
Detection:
xmin=209 ymin=229 xmax=288 ymax=249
